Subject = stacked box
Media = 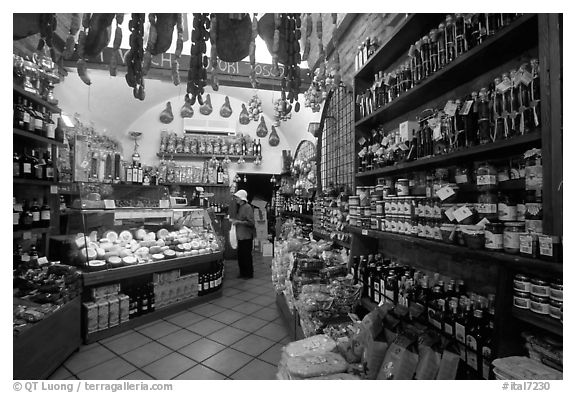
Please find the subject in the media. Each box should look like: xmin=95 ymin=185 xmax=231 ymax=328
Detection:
xmin=83 ymin=302 xmax=99 ymax=334
xmin=91 ymin=283 xmax=121 ymax=300
xmin=96 ymin=299 xmax=109 ymax=331
xmin=118 ymin=294 xmax=130 ymax=324
xmin=108 ymin=297 xmax=120 ymax=327
xmin=154 ymin=272 xmax=199 ymax=309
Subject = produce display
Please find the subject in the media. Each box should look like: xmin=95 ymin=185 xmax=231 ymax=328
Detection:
xmin=72 ymin=225 xmax=221 ymax=270
xmin=13 ymin=263 xmax=81 ymax=336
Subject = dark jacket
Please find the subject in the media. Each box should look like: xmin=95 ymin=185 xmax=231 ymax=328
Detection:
xmin=235 ymin=202 xmax=256 ymax=240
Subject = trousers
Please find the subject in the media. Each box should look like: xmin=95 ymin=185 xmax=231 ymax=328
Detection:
xmin=237 ymin=238 xmax=254 ymax=278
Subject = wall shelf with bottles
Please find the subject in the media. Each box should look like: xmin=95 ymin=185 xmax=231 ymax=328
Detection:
xmin=511 ymin=308 xmax=562 ymax=337
xmin=13 ymin=178 xmax=57 ymax=186
xmin=85 ymin=290 xmax=222 ymax=344
xmin=347 ymin=226 xmax=562 ymax=274
xmin=13 ymin=227 xmax=50 ymax=239
xmin=356 ymin=131 xmax=541 ymax=179
xmin=355 ymin=14 xmax=538 ymax=128
xmin=82 ymin=251 xmax=223 ymax=287
xmin=13 ymin=128 xmax=64 ymax=147
xmin=156 ymin=153 xmax=257 ymax=161
xmin=13 ymin=83 xmax=61 ymax=114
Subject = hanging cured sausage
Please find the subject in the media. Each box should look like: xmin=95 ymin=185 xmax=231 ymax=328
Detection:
xmin=160 ymin=102 xmax=174 ymax=123
xmin=199 ymin=94 xmax=213 ymax=115
xmin=269 ymin=125 xmax=280 ymax=147
xmin=256 ymin=116 xmax=269 ymax=138
xmin=239 ymin=104 xmax=250 ymax=125
xmin=219 ymin=96 xmax=233 ymax=118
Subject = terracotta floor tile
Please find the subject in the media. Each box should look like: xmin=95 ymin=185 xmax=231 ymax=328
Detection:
xmin=142 ymin=352 xmax=196 ymax=380
xmin=77 ymin=356 xmax=136 ymax=380
xmin=137 ymin=320 xmax=181 ymax=340
xmin=209 ymin=309 xmax=246 ymax=324
xmin=251 ymin=306 xmax=281 ymax=322
xmin=257 ymin=343 xmax=284 ymax=366
xmin=209 ymin=297 xmax=244 ymax=309
xmin=230 ymin=358 xmax=279 ymax=380
xmin=201 ymin=348 xmax=253 ymax=377
xmin=233 ymin=291 xmax=261 ymax=301
xmin=233 ymin=301 xmax=263 ymax=315
xmin=189 ymin=303 xmax=228 ymax=317
xmin=253 ymin=322 xmax=290 ymax=342
xmin=249 ymin=295 xmax=276 ymax=307
xmin=164 ymin=310 xmax=206 ymax=328
xmin=231 ymin=316 xmax=269 ymax=333
xmin=121 ymin=341 xmax=172 ymax=368
xmin=178 ymin=337 xmax=226 ymax=362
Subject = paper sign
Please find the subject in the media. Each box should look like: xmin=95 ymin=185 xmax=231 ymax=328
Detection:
xmin=14 ymin=203 xmax=23 ymax=212
xmin=433 ymin=124 xmax=443 ymax=141
xmin=50 ymin=185 xmax=58 ymax=194
xmin=476 ymin=218 xmax=491 ymax=229
xmin=104 ymin=200 xmax=116 ymax=209
xmin=443 ymin=101 xmax=458 ymax=117
xmin=453 ymin=206 xmax=473 ymax=222
xmin=459 ymin=100 xmax=474 ymax=116
xmin=436 ymin=186 xmax=455 ymax=201
xmin=358 ymin=136 xmax=367 ymax=146
xmin=37 ymin=257 xmax=49 ymax=266
xmin=520 ymin=70 xmax=533 ymax=86
xmin=362 ymin=229 xmax=368 ymax=236
xmin=513 ymin=71 xmax=523 ymax=87
xmin=496 ymin=79 xmax=513 ymax=93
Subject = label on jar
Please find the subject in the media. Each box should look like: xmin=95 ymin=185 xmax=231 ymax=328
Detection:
xmin=485 ymin=231 xmax=503 ymax=250
xmin=513 ymin=295 xmax=530 ymax=309
xmin=476 ymin=203 xmax=497 ymax=214
xmin=498 ymin=203 xmax=517 ymax=221
xmin=504 ymin=231 xmax=520 ymax=250
xmin=519 ymin=234 xmax=534 ymax=255
xmin=549 ymin=304 xmax=562 ymax=319
xmin=516 ymin=204 xmax=526 ymax=221
xmin=538 ymin=235 xmax=553 ymax=257
xmin=390 ymin=201 xmax=398 ymax=214
xmin=525 ymin=219 xmax=543 ymax=234
xmin=530 ymin=284 xmax=550 ymax=298
xmin=550 ymin=288 xmax=563 ymax=301
xmin=436 ymin=185 xmax=455 ymax=201
xmin=423 ymin=204 xmax=433 ymax=218
xmin=418 ymin=222 xmax=426 ymax=237
xmin=455 ymin=174 xmax=469 ymax=184
xmin=477 ymin=175 xmax=497 ymax=186
xmin=530 ymin=300 xmax=549 ymax=315
xmin=433 ymin=225 xmax=443 ymax=240
xmin=23 ymin=163 xmax=32 ymax=174
xmin=525 ymin=165 xmax=543 ymax=190
xmin=513 ymin=280 xmax=531 ymax=292
xmin=444 ymin=206 xmax=456 ymax=222
xmin=454 ymin=206 xmax=473 ymax=223
xmin=433 ymin=204 xmax=442 ymax=219
xmin=460 ymin=100 xmax=474 ymax=115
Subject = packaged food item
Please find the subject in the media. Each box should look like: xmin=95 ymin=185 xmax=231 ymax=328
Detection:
xmin=108 ymin=296 xmax=120 ymax=327
xmin=97 ymin=299 xmax=109 ymax=331
xmin=485 ymin=223 xmax=504 ymax=250
xmin=513 ymin=291 xmax=530 ymax=309
xmin=492 ymin=356 xmax=562 ymax=380
xmin=83 ymin=302 xmax=99 ymax=333
xmin=284 ymin=335 xmax=337 ymax=358
xmin=118 ymin=294 xmax=130 ymax=324
xmin=286 ymin=352 xmax=348 ymax=379
xmin=513 ymin=274 xmax=531 ymax=293
xmin=504 ymin=222 xmax=525 ymax=254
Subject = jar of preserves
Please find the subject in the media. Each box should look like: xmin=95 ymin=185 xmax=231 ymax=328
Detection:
xmin=476 ymin=162 xmax=498 ymax=190
xmin=529 ymin=295 xmax=549 ymax=315
xmin=530 ymin=278 xmax=550 ymax=298
xmin=455 ymin=166 xmax=471 ymax=185
xmin=433 ymin=199 xmax=442 ymax=219
xmin=485 ymin=223 xmax=504 ymax=250
xmin=513 ymin=291 xmax=531 ymax=309
xmin=525 ymin=190 xmax=543 ymax=234
xmin=396 ymin=179 xmax=410 ymax=196
xmin=477 ymin=191 xmax=498 ymax=220
xmin=433 ymin=220 xmax=443 ymax=241
xmin=550 ymin=280 xmax=563 ymax=301
xmin=503 ymin=222 xmax=525 ymax=254
xmin=549 ymin=299 xmax=562 ymax=320
xmin=498 ymin=192 xmax=517 ymax=221
xmin=513 ymin=274 xmax=531 ymax=293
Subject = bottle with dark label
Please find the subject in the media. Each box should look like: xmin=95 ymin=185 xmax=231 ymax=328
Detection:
xmin=22 ymin=98 xmax=32 ymax=131
xmin=126 ymin=162 xmax=133 ymax=183
xmin=429 ymin=29 xmax=439 ymax=73
xmin=466 ymin=309 xmax=484 ymax=376
xmin=413 ymin=41 xmax=422 ymax=84
xmin=217 ymin=161 xmax=224 ymax=184
xmin=421 ymin=36 xmax=431 ymax=79
xmin=455 ymin=14 xmax=467 ymax=56
xmin=444 ymin=299 xmax=458 ymax=338
xmin=493 ymin=77 xmax=506 ymax=141
xmin=14 ymin=96 xmax=25 ymax=129
xmin=33 ymin=104 xmax=44 ymax=135
xmin=478 ymin=88 xmax=492 ymax=144
xmin=29 ymin=245 xmax=39 ymax=269
xmin=45 ymin=110 xmax=55 ymax=139
xmin=445 ymin=15 xmax=457 ymax=63
xmin=40 ymin=197 xmax=51 ymax=228
xmin=148 ymin=283 xmax=155 ymax=312
xmin=30 ymin=198 xmax=41 ymax=228
xmin=20 ymin=199 xmax=33 ymax=229
xmin=44 ymin=151 xmax=55 ymax=181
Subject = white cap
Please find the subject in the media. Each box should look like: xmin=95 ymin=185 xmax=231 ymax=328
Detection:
xmin=234 ymin=189 xmax=248 ymax=202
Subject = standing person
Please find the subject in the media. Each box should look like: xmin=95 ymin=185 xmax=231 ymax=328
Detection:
xmin=230 ymin=189 xmax=255 ymax=279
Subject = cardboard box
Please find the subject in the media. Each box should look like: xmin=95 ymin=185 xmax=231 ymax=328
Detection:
xmin=262 ymin=241 xmax=274 ymax=257
xmin=108 ymin=297 xmax=120 ymax=327
xmin=399 ymin=121 xmax=419 ymax=141
xmin=118 ymin=294 xmax=130 ymax=324
xmin=83 ymin=302 xmax=99 ymax=333
xmin=96 ymin=299 xmax=109 ymax=331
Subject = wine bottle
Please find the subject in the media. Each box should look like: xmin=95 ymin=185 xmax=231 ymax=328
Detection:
xmin=23 ymin=99 xmax=33 ymax=131
xmin=33 ymin=104 xmax=44 ymax=135
xmin=20 ymin=200 xmax=33 ymax=229
xmin=14 ymin=96 xmax=25 ymax=129
xmin=40 ymin=197 xmax=51 ymax=228
xmin=217 ymin=161 xmax=224 ymax=184
xmin=45 ymin=110 xmax=55 ymax=139
xmin=466 ymin=309 xmax=484 ymax=377
xmin=29 ymin=245 xmax=39 ymax=269
xmin=126 ymin=162 xmax=133 ymax=183
xmin=13 ymin=197 xmax=21 ymax=230
xmin=30 ymin=198 xmax=41 ymax=228
xmin=13 ymin=152 xmax=21 ymax=178
xmin=44 ymin=151 xmax=55 ymax=181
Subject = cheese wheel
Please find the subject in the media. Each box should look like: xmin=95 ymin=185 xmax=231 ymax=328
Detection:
xmin=156 ymin=239 xmax=166 ymax=247
xmin=190 ymin=249 xmax=199 ymax=255
xmin=104 ymin=230 xmax=119 ymax=243
xmin=122 ymin=256 xmax=138 ymax=265
xmin=108 ymin=256 xmax=123 ymax=266
xmin=119 ymin=230 xmax=133 ymax=242
xmin=146 ymin=232 xmax=156 ymax=241
xmin=175 ymin=251 xmax=184 ymax=258
xmin=163 ymin=249 xmax=176 ymax=258
xmin=89 ymin=231 xmax=98 ymax=242
xmin=152 ymin=253 xmax=164 ymax=261
xmin=156 ymin=228 xmax=169 ymax=240
xmin=80 ymin=247 xmax=98 ymax=261
xmin=100 ymin=242 xmax=114 ymax=252
xmin=96 ymin=248 xmax=106 ymax=258
xmin=149 ymin=246 xmax=163 ymax=254
xmin=134 ymin=228 xmax=147 ymax=240
xmin=183 ymin=243 xmax=192 ymax=251
xmin=160 ymin=245 xmax=169 ymax=251
xmin=190 ymin=240 xmax=200 ymax=250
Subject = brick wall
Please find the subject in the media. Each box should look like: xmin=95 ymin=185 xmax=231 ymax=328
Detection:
xmin=301 ymin=13 xmax=406 ymax=87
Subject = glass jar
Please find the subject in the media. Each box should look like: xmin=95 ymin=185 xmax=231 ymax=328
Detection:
xmin=433 ymin=220 xmax=443 ymax=241
xmin=519 ymin=232 xmax=538 ymax=258
xmin=484 ymin=223 xmax=504 ymax=250
xmin=396 ymin=179 xmax=410 ymax=196
xmin=513 ymin=274 xmax=531 ymax=293
xmin=476 ymin=162 xmax=498 ymax=190
xmin=433 ymin=200 xmax=442 ymax=219
xmin=529 ymin=295 xmax=549 ymax=315
xmin=550 ymin=280 xmax=563 ymax=301
xmin=477 ymin=191 xmax=498 ymax=221
xmin=503 ymin=222 xmax=525 ymax=254
xmin=454 ymin=166 xmax=471 ymax=185
xmin=524 ymin=190 xmax=543 ymax=234
xmin=530 ymin=278 xmax=550 ymax=298
xmin=549 ymin=299 xmax=562 ymax=320
xmin=498 ymin=192 xmax=517 ymax=221
xmin=513 ymin=291 xmax=531 ymax=309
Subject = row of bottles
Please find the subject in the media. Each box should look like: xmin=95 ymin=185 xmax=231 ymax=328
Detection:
xmin=13 ymin=197 xmax=51 ymax=230
xmin=355 ymin=37 xmax=379 ymax=71
xmin=157 ymin=157 xmax=230 ymax=186
xmin=198 ymin=263 xmax=224 ymax=296
xmin=13 ymin=243 xmax=41 ymax=272
xmin=209 ymin=203 xmax=225 ymax=214
xmin=281 ymin=196 xmax=314 ymax=216
xmin=357 ymin=13 xmax=524 ymax=119
xmin=125 ymin=161 xmax=145 ymax=185
xmin=13 ymin=93 xmax=62 ymax=141
xmin=125 ymin=283 xmax=156 ymax=319
xmin=159 ymin=131 xmax=263 ymax=158
xmin=358 ymin=59 xmax=541 ymax=173
xmin=13 ymin=148 xmax=56 ymax=181
xmin=352 ymin=253 xmax=496 ymax=379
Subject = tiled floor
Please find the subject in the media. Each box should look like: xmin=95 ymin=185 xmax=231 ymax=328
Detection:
xmin=51 ymin=255 xmax=288 ymax=380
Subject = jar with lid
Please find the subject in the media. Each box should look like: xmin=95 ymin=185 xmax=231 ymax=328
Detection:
xmin=396 ymin=179 xmax=410 ymax=196
xmin=529 ymin=295 xmax=549 ymax=315
xmin=484 ymin=223 xmax=504 ymax=250
xmin=549 ymin=280 xmax=563 ymax=301
xmin=503 ymin=222 xmax=525 ymax=254
xmin=477 ymin=88 xmax=492 ymax=144
xmin=455 ymin=166 xmax=471 ymax=185
xmin=513 ymin=274 xmax=531 ymax=293
xmin=513 ymin=291 xmax=531 ymax=309
xmin=530 ymin=278 xmax=550 ymax=298
xmin=524 ymin=190 xmax=543 ymax=234
xmin=476 ymin=162 xmax=498 ymax=191
xmin=477 ymin=191 xmax=498 ymax=221
xmin=498 ymin=192 xmax=517 ymax=221
xmin=549 ymin=299 xmax=562 ymax=320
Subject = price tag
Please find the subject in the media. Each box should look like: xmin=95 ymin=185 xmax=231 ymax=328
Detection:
xmin=520 ymin=70 xmax=533 ymax=86
xmin=459 ymin=100 xmax=474 ymax=116
xmin=37 ymin=257 xmax=49 ymax=266
xmin=361 ymin=229 xmax=368 ymax=236
xmin=14 ymin=203 xmax=23 ymax=212
xmin=513 ymin=71 xmax=523 ymax=86
xmin=443 ymin=101 xmax=459 ymax=117
xmin=50 ymin=185 xmax=58 ymax=194
xmin=433 ymin=124 xmax=443 ymax=141
xmin=22 ymin=231 xmax=32 ymax=240
xmin=436 ymin=185 xmax=456 ymax=201
xmin=496 ymin=79 xmax=513 ymax=93
xmin=453 ymin=206 xmax=473 ymax=223
xmin=114 ymin=220 xmax=123 ymax=226
xmin=398 ymin=142 xmax=410 ymax=151
xmin=358 ymin=136 xmax=367 ymax=146
xmin=476 ymin=218 xmax=491 ymax=229
xmin=104 ymin=200 xmax=116 ymax=209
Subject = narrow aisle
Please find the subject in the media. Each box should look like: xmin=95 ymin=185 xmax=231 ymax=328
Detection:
xmin=51 ymin=255 xmax=288 ymax=380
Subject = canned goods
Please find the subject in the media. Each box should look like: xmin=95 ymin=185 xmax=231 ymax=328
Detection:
xmin=513 ymin=291 xmax=530 ymax=309
xmin=513 ymin=274 xmax=531 ymax=293
xmin=530 ymin=278 xmax=550 ymax=298
xmin=396 ymin=179 xmax=410 ymax=196
xmin=529 ymin=295 xmax=549 ymax=315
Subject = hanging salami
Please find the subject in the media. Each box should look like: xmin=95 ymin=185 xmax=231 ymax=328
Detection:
xmin=269 ymin=125 xmax=280 ymax=147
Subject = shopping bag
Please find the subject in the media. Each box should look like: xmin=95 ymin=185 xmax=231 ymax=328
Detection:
xmin=229 ymin=224 xmax=238 ymax=250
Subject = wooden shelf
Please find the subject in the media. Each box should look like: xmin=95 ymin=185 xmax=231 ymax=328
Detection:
xmin=511 ymin=308 xmax=563 ymax=337
xmin=281 ymin=211 xmax=314 ymax=221
xmin=13 ymin=83 xmax=62 ymax=114
xmin=355 ymin=14 xmax=538 ymax=127
xmin=13 ymin=178 xmax=56 ymax=186
xmin=347 ymin=226 xmax=562 ymax=274
xmin=168 ymin=183 xmax=230 ymax=188
xmin=157 ymin=153 xmax=257 ymax=161
xmin=82 ymin=251 xmax=223 ymax=286
xmin=354 ymin=14 xmax=445 ymax=82
xmin=84 ymin=290 xmax=222 ymax=344
xmin=357 ymin=131 xmax=541 ymax=178
xmin=312 ymin=230 xmax=351 ymax=248
xmin=457 ymin=178 xmax=526 ymax=193
xmin=13 ymin=227 xmax=50 ymax=239
xmin=13 ymin=128 xmax=64 ymax=146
